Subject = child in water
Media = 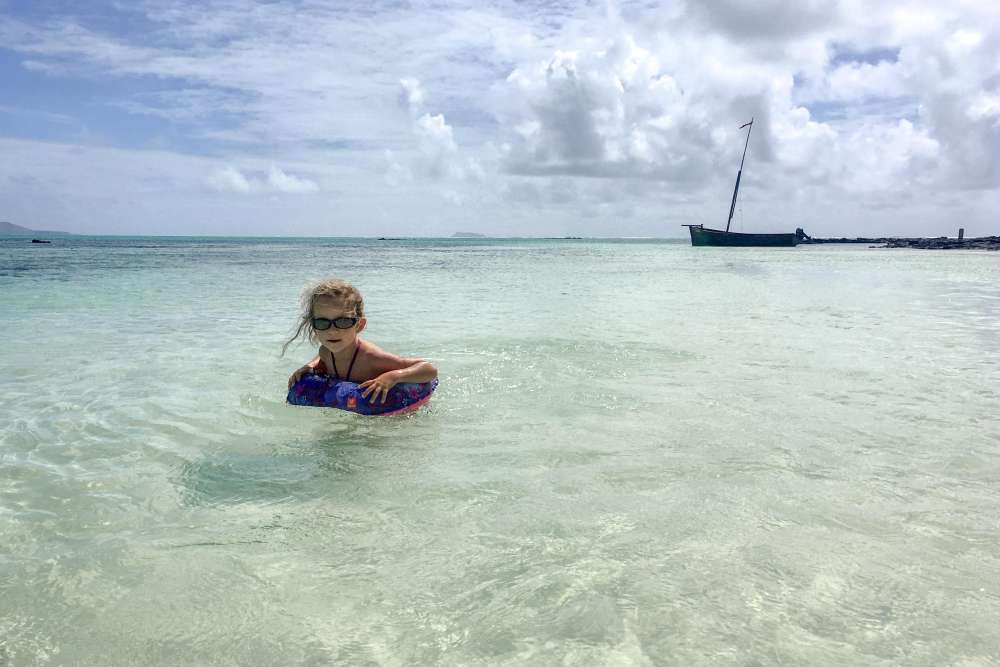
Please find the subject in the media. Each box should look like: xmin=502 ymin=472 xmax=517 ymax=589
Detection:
xmin=284 ymin=279 xmax=437 ymax=404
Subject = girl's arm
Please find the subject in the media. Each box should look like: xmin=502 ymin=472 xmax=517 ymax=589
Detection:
xmin=387 ymin=359 xmax=438 ymax=384
xmin=287 ymin=350 xmax=324 ymax=388
xmin=359 ymin=350 xmax=438 ymax=403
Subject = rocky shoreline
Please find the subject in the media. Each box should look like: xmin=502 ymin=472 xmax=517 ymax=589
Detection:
xmin=801 ymin=236 xmax=1000 ymax=250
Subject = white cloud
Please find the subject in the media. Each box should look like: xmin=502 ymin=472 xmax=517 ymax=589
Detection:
xmin=382 ymin=149 xmax=413 ymax=187
xmin=20 ymin=59 xmax=59 ymax=74
xmin=396 ymin=77 xmax=482 ymax=184
xmin=968 ymin=93 xmax=1000 ymax=124
xmin=413 ymin=112 xmax=459 ymax=179
xmin=207 ymin=166 xmax=252 ymax=193
xmin=441 ymin=189 xmax=463 ymax=206
xmin=489 ymin=2 xmax=1000 ymax=211
xmin=495 ymin=36 xmax=705 ymax=181
xmin=688 ymin=0 xmax=842 ymax=40
xmin=206 ymin=164 xmax=319 ymax=194
xmin=398 ymin=78 xmax=425 ymax=114
xmin=267 ymin=165 xmax=319 ymax=193
xmin=820 ymin=60 xmax=910 ymax=102
xmin=837 ymin=119 xmax=940 ymax=193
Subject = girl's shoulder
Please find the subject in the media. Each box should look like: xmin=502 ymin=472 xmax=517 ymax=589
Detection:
xmin=358 ymin=339 xmax=415 ymax=371
xmin=358 ymin=338 xmax=393 ymax=360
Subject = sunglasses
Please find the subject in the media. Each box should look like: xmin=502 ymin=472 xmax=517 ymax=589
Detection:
xmin=311 ymin=316 xmax=359 ymax=330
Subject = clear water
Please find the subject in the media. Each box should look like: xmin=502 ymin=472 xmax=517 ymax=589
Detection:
xmin=2 ymin=237 xmax=999 ymax=665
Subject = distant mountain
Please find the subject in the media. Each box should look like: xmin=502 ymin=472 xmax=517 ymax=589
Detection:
xmin=451 ymin=232 xmax=486 ymax=238
xmin=0 ymin=221 xmax=71 ymax=236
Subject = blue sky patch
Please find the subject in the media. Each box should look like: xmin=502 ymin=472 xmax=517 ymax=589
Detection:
xmin=830 ymin=44 xmax=900 ymax=67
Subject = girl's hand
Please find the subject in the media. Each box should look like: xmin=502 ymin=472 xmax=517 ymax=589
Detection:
xmin=288 ymin=362 xmax=320 ymax=388
xmin=359 ymin=372 xmax=399 ymax=404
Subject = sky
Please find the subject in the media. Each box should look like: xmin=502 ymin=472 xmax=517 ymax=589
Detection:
xmin=0 ymin=0 xmax=998 ymax=237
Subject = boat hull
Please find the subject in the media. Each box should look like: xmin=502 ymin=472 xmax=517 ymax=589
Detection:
xmin=685 ymin=225 xmax=799 ymax=247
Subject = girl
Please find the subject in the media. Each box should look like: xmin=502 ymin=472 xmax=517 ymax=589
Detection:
xmin=284 ymin=279 xmax=437 ymax=404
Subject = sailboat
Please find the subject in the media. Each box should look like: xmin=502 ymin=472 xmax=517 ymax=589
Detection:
xmin=682 ymin=118 xmax=800 ymax=247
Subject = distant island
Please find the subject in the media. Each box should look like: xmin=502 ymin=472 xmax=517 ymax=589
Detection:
xmin=1 ymin=221 xmax=71 ymax=236
xmin=451 ymin=232 xmax=486 ymax=238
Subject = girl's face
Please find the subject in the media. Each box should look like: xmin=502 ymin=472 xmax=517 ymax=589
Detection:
xmin=312 ymin=296 xmax=366 ymax=354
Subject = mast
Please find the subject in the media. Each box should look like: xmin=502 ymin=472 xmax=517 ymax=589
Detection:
xmin=725 ymin=118 xmax=754 ymax=233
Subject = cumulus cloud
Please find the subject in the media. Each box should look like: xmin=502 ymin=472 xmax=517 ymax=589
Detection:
xmin=797 ymin=16 xmax=1000 ymax=190
xmin=382 ymin=149 xmax=412 ymax=187
xmin=495 ymin=36 xmax=712 ymax=181
xmin=398 ymin=78 xmax=425 ymax=114
xmin=491 ymin=4 xmax=1000 ymax=210
xmin=397 ymin=77 xmax=482 ymax=183
xmin=688 ymin=0 xmax=842 ymax=40
xmin=206 ymin=164 xmax=319 ymax=194
xmin=267 ymin=165 xmax=319 ymax=193
xmin=207 ymin=166 xmax=252 ymax=193
xmin=413 ymin=112 xmax=459 ymax=179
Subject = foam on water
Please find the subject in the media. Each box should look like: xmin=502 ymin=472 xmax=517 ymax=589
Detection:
xmin=2 ymin=237 xmax=999 ymax=665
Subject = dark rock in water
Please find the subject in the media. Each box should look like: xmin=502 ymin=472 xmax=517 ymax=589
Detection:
xmin=800 ymin=236 xmax=889 ymax=244
xmin=802 ymin=235 xmax=1000 ymax=250
xmin=881 ymin=236 xmax=1000 ymax=250
xmin=30 ymin=239 xmax=52 ymax=244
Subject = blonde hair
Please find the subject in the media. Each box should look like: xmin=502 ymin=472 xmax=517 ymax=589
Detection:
xmin=282 ymin=278 xmax=364 ymax=356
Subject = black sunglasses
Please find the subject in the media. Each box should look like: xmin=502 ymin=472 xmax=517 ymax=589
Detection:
xmin=311 ymin=316 xmax=359 ymax=331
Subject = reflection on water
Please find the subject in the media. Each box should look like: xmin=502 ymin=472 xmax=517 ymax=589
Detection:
xmin=178 ymin=454 xmax=320 ymax=507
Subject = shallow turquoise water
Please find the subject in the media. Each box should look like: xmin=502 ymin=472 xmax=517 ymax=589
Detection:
xmin=2 ymin=237 xmax=999 ymax=665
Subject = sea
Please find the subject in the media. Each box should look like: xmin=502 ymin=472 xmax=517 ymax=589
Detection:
xmin=2 ymin=236 xmax=999 ymax=666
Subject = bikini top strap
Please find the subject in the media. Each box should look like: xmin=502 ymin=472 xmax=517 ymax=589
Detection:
xmin=329 ymin=343 xmax=361 ymax=382
xmin=329 ymin=352 xmax=341 ymax=381
xmin=345 ymin=343 xmax=360 ymax=382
